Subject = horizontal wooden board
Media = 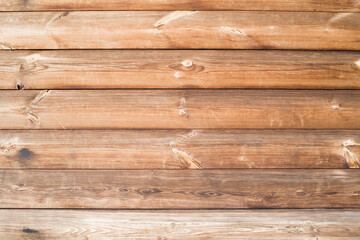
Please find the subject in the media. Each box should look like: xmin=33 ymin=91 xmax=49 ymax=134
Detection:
xmin=1 ymin=210 xmax=359 ymax=239
xmin=0 ymin=90 xmax=359 ymax=129
xmin=1 ymin=169 xmax=359 ymax=208
xmin=0 ymin=11 xmax=359 ymax=50
xmin=1 ymin=0 xmax=360 ymax=12
xmin=1 ymin=130 xmax=359 ymax=169
xmin=2 ymin=50 xmax=360 ymax=89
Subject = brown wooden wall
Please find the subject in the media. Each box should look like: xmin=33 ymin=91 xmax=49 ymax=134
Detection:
xmin=0 ymin=1 xmax=359 ymax=239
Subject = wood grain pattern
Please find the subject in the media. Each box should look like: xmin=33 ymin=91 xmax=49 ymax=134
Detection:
xmin=1 ymin=210 xmax=360 ymax=239
xmin=1 ymin=169 xmax=359 ymax=208
xmin=2 ymin=50 xmax=360 ymax=89
xmin=1 ymin=11 xmax=359 ymax=50
xmin=0 ymin=0 xmax=359 ymax=12
xmin=1 ymin=130 xmax=359 ymax=169
xmin=1 ymin=90 xmax=359 ymax=129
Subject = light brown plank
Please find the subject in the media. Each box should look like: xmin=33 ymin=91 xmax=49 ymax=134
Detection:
xmin=2 ymin=50 xmax=360 ymax=89
xmin=1 ymin=130 xmax=359 ymax=169
xmin=0 ymin=0 xmax=359 ymax=12
xmin=1 ymin=210 xmax=360 ymax=239
xmin=0 ymin=11 xmax=359 ymax=50
xmin=1 ymin=169 xmax=359 ymax=208
xmin=0 ymin=90 xmax=359 ymax=129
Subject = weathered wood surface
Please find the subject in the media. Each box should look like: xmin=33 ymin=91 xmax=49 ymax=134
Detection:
xmin=1 ymin=90 xmax=359 ymax=129
xmin=1 ymin=210 xmax=360 ymax=239
xmin=1 ymin=11 xmax=359 ymax=50
xmin=1 ymin=0 xmax=360 ymax=12
xmin=1 ymin=130 xmax=359 ymax=169
xmin=1 ymin=169 xmax=359 ymax=208
xmin=2 ymin=50 xmax=360 ymax=89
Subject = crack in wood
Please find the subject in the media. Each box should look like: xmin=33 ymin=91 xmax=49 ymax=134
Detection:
xmin=46 ymin=11 xmax=70 ymax=27
xmin=343 ymin=141 xmax=360 ymax=168
xmin=220 ymin=26 xmax=247 ymax=36
xmin=0 ymin=42 xmax=13 ymax=50
xmin=31 ymin=90 xmax=51 ymax=105
xmin=24 ymin=90 xmax=51 ymax=126
xmin=171 ymin=147 xmax=202 ymax=169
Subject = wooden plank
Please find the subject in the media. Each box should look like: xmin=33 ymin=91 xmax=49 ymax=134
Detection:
xmin=1 ymin=90 xmax=359 ymax=130
xmin=0 ymin=169 xmax=359 ymax=208
xmin=1 ymin=130 xmax=359 ymax=169
xmin=0 ymin=11 xmax=359 ymax=50
xmin=2 ymin=50 xmax=360 ymax=90
xmin=0 ymin=0 xmax=359 ymax=12
xmin=1 ymin=210 xmax=360 ymax=239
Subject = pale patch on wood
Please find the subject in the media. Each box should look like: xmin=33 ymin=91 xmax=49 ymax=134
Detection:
xmin=26 ymin=111 xmax=39 ymax=125
xmin=174 ymin=71 xmax=181 ymax=78
xmin=21 ymin=54 xmax=41 ymax=64
xmin=181 ymin=60 xmax=193 ymax=67
xmin=342 ymin=139 xmax=360 ymax=168
xmin=352 ymin=59 xmax=360 ymax=70
xmin=171 ymin=147 xmax=202 ymax=169
xmin=184 ymin=130 xmax=199 ymax=139
xmin=220 ymin=26 xmax=246 ymax=36
xmin=179 ymin=97 xmax=186 ymax=106
xmin=328 ymin=13 xmax=354 ymax=24
xmin=0 ymin=138 xmax=19 ymax=155
xmin=343 ymin=139 xmax=360 ymax=147
xmin=179 ymin=109 xmax=188 ymax=118
xmin=343 ymin=147 xmax=360 ymax=168
xmin=332 ymin=104 xmax=340 ymax=110
xmin=24 ymin=90 xmax=51 ymax=125
xmin=171 ymin=130 xmax=200 ymax=145
xmin=179 ymin=97 xmax=188 ymax=118
xmin=31 ymin=90 xmax=51 ymax=105
xmin=153 ymin=11 xmax=197 ymax=27
xmin=0 ymin=42 xmax=13 ymax=50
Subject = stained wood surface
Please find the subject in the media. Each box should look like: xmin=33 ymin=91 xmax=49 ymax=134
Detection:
xmin=1 ymin=210 xmax=360 ymax=239
xmin=2 ymin=50 xmax=360 ymax=89
xmin=1 ymin=0 xmax=360 ymax=12
xmin=1 ymin=169 xmax=359 ymax=208
xmin=1 ymin=11 xmax=359 ymax=50
xmin=1 ymin=90 xmax=359 ymax=129
xmin=1 ymin=130 xmax=359 ymax=169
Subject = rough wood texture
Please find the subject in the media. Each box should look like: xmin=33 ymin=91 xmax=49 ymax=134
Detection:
xmin=0 ymin=0 xmax=359 ymax=12
xmin=0 ymin=90 xmax=359 ymax=129
xmin=1 ymin=130 xmax=359 ymax=169
xmin=2 ymin=50 xmax=360 ymax=89
xmin=1 ymin=11 xmax=359 ymax=50
xmin=1 ymin=169 xmax=359 ymax=208
xmin=1 ymin=210 xmax=360 ymax=239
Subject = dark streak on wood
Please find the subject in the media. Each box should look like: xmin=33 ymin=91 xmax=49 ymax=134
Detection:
xmin=22 ymin=228 xmax=39 ymax=234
